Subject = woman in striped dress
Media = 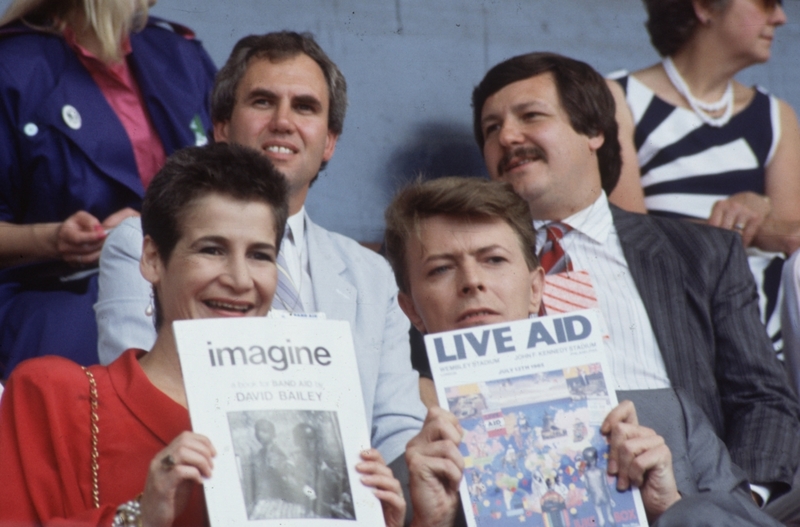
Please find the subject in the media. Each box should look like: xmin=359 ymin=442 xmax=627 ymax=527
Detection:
xmin=607 ymin=0 xmax=800 ymax=358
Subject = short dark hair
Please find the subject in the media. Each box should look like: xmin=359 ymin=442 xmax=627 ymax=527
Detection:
xmin=212 ymin=31 xmax=347 ymax=136
xmin=384 ymin=176 xmax=539 ymax=294
xmin=142 ymin=143 xmax=288 ymax=262
xmin=472 ymin=52 xmax=621 ymax=194
xmin=142 ymin=143 xmax=289 ymax=329
xmin=643 ymin=0 xmax=730 ymax=56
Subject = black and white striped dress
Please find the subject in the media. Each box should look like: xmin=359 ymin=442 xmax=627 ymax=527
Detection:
xmin=614 ymin=74 xmax=785 ymax=354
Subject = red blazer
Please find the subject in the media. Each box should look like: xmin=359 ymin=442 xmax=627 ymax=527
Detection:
xmin=0 ymin=350 xmax=207 ymax=526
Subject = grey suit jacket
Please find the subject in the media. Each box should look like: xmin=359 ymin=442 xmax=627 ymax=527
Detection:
xmin=95 ymin=215 xmax=425 ymax=463
xmin=622 ymin=389 xmax=783 ymax=527
xmin=611 ymin=206 xmax=800 ymax=489
xmin=304 ymin=215 xmax=426 ymax=461
xmin=619 ymin=389 xmax=748 ymax=499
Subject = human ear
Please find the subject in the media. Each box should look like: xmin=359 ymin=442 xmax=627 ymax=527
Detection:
xmin=140 ymin=235 xmax=164 ymax=287
xmin=588 ymin=133 xmax=605 ymax=153
xmin=528 ymin=266 xmax=545 ymax=316
xmin=398 ymin=291 xmax=428 ymax=334
xmin=322 ymin=131 xmax=339 ymax=162
xmin=213 ymin=120 xmax=231 ymax=143
xmin=691 ymin=0 xmax=716 ymax=25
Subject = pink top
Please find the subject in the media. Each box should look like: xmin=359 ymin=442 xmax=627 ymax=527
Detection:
xmin=64 ymin=28 xmax=166 ymax=189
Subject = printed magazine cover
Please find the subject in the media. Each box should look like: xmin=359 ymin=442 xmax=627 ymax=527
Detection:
xmin=174 ymin=317 xmax=385 ymax=526
xmin=425 ymin=310 xmax=648 ymax=527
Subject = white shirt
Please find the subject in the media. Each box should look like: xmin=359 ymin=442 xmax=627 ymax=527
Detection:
xmin=279 ymin=207 xmax=317 ymax=312
xmin=534 ymin=192 xmax=670 ymax=391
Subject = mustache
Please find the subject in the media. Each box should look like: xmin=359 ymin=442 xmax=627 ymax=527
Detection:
xmin=498 ymin=146 xmax=547 ymax=176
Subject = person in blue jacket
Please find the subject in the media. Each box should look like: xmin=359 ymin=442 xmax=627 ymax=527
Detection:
xmin=0 ymin=0 xmax=216 ymax=378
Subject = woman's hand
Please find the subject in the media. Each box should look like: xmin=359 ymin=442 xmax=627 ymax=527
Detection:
xmin=139 ymin=431 xmax=216 ymax=527
xmin=707 ymin=191 xmax=771 ymax=246
xmin=356 ymin=449 xmax=406 ymax=527
xmin=102 ymin=207 xmax=140 ymax=230
xmin=57 ymin=207 xmax=139 ymax=266
xmin=55 ymin=211 xmax=106 ymax=266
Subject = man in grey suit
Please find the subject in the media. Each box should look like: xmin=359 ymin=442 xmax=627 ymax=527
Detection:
xmin=94 ymin=32 xmax=425 ymax=473
xmin=385 ymin=176 xmax=781 ymax=527
xmin=471 ymin=51 xmax=800 ymax=519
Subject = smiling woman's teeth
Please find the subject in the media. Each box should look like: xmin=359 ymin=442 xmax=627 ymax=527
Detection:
xmin=205 ymin=300 xmax=250 ymax=313
xmin=266 ymin=145 xmax=293 ymax=154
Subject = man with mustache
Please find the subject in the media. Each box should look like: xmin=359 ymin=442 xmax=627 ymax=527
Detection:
xmin=385 ymin=176 xmax=781 ymax=527
xmin=94 ymin=32 xmax=426 ymax=509
xmin=470 ymin=51 xmax=800 ymax=519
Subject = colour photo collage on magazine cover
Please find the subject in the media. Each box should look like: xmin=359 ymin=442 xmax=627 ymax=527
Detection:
xmin=426 ymin=310 xmax=647 ymax=527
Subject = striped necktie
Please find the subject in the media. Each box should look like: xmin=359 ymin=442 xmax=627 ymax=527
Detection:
xmin=538 ymin=222 xmax=573 ymax=275
xmin=274 ymin=229 xmax=304 ymax=313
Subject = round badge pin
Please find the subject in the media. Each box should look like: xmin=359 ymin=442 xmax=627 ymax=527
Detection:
xmin=23 ymin=123 xmax=38 ymax=137
xmin=62 ymin=105 xmax=82 ymax=130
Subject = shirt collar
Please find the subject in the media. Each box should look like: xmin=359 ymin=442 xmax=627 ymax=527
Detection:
xmin=285 ymin=206 xmax=307 ymax=249
xmin=63 ymin=25 xmax=132 ymax=64
xmin=533 ymin=192 xmax=613 ymax=245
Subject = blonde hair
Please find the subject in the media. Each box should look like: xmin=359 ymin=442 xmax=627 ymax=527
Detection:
xmin=0 ymin=0 xmax=152 ymax=63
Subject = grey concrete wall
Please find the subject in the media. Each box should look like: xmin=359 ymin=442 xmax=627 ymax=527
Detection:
xmin=3 ymin=0 xmax=799 ymax=241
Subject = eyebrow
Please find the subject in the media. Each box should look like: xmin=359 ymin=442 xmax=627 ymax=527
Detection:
xmin=250 ymin=241 xmax=277 ymax=253
xmin=244 ymin=88 xmax=278 ymax=102
xmin=291 ymin=94 xmax=323 ymax=112
xmin=422 ymin=244 xmax=509 ymax=263
xmin=244 ymin=88 xmax=323 ymax=112
xmin=481 ymin=100 xmax=548 ymax=126
xmin=191 ymin=236 xmax=277 ymax=251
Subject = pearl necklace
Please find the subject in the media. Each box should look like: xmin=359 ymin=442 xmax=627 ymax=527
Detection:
xmin=662 ymin=56 xmax=734 ymax=127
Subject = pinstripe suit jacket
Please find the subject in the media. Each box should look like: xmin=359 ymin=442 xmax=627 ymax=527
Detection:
xmin=611 ymin=205 xmax=800 ymax=490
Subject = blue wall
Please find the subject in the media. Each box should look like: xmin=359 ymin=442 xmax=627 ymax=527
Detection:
xmin=4 ymin=0 xmax=799 ymax=241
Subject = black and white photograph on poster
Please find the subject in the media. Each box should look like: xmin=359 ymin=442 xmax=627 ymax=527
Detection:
xmin=227 ymin=409 xmax=356 ymax=521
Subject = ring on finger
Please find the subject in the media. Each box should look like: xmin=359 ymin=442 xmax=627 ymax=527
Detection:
xmin=734 ymin=223 xmax=745 ymax=231
xmin=161 ymin=454 xmax=176 ymax=470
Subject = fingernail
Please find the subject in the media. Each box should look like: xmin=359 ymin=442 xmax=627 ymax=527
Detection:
xmin=607 ymin=460 xmax=617 ymax=474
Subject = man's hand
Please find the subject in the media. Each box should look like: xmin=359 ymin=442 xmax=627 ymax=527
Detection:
xmin=406 ymin=406 xmax=464 ymax=527
xmin=601 ymin=401 xmax=681 ymax=522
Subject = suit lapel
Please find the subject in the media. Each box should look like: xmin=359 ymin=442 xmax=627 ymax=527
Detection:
xmin=306 ymin=215 xmax=358 ymax=326
xmin=611 ymin=207 xmax=696 ymax=390
xmin=40 ymin=44 xmax=144 ymax=198
xmin=128 ymin=30 xmax=198 ymax=154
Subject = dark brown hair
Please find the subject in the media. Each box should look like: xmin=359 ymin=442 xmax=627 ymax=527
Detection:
xmin=643 ymin=0 xmax=728 ymax=56
xmin=384 ymin=176 xmax=539 ymax=294
xmin=472 ymin=52 xmax=621 ymax=194
xmin=142 ymin=143 xmax=289 ymax=328
xmin=212 ymin=31 xmax=347 ymax=136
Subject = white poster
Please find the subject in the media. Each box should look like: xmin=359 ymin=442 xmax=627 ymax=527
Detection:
xmin=174 ymin=317 xmax=385 ymax=526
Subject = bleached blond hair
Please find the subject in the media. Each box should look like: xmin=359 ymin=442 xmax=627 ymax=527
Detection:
xmin=0 ymin=0 xmax=152 ymax=63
